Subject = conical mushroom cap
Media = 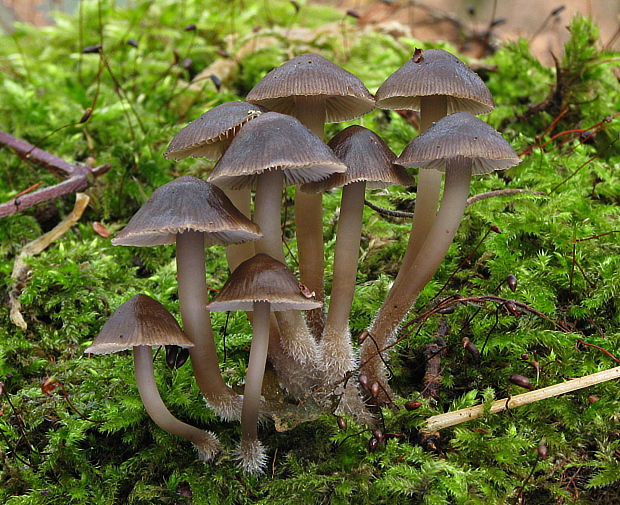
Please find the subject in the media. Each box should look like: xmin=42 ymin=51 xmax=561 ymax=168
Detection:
xmin=164 ymin=101 xmax=269 ymax=161
xmin=246 ymin=53 xmax=375 ymax=122
xmin=206 ymin=253 xmax=322 ymax=312
xmin=397 ymin=112 xmax=521 ymax=175
xmin=207 ymin=112 xmax=346 ymax=190
xmin=301 ymin=125 xmax=414 ymax=193
xmin=375 ymin=48 xmax=495 ymax=115
xmin=85 ymin=294 xmax=193 ymax=354
xmin=112 ymin=176 xmax=262 ymax=246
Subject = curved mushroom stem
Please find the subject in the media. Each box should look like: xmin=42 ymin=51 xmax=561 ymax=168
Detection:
xmin=384 ymin=95 xmax=447 ymax=306
xmin=176 ymin=230 xmax=242 ymax=421
xmin=133 ymin=345 xmax=220 ymax=461
xmin=292 ymin=95 xmax=327 ymax=340
xmin=322 ymin=181 xmax=366 ymax=378
xmin=237 ymin=301 xmax=271 ymax=473
xmin=361 ymin=158 xmax=473 ymax=403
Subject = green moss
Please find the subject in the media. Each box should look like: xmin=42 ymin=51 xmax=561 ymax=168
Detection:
xmin=1 ymin=2 xmax=620 ymax=503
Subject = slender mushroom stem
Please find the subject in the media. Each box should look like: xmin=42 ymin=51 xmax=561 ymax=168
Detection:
xmin=292 ymin=95 xmax=327 ymax=339
xmin=423 ymin=366 xmax=620 ymax=433
xmin=176 ymin=230 xmax=242 ymax=421
xmin=237 ymin=301 xmax=271 ymax=473
xmin=253 ymin=169 xmax=286 ymax=263
xmin=254 ymin=169 xmax=320 ymax=371
xmin=224 ymin=188 xmax=255 ymax=272
xmin=321 ymin=181 xmax=366 ymax=375
xmin=133 ymin=345 xmax=220 ymax=461
xmin=384 ymin=95 xmax=447 ymax=305
xmin=362 ymin=158 xmax=473 ymax=400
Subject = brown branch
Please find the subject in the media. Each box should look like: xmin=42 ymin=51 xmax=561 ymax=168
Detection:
xmin=0 ymin=130 xmax=111 ymax=218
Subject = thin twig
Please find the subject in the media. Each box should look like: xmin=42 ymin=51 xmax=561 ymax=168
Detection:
xmin=423 ymin=366 xmax=620 ymax=433
xmin=0 ymin=130 xmax=110 ymax=218
xmin=364 ymin=189 xmax=545 ymax=219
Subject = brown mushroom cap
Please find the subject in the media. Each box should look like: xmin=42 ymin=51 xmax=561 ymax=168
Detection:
xmin=397 ymin=112 xmax=521 ymax=174
xmin=164 ymin=101 xmax=270 ymax=161
xmin=375 ymin=48 xmax=495 ymax=115
xmin=206 ymin=253 xmax=322 ymax=312
xmin=85 ymin=294 xmax=193 ymax=354
xmin=112 ymin=176 xmax=262 ymax=246
xmin=207 ymin=112 xmax=346 ymax=190
xmin=301 ymin=125 xmax=414 ymax=193
xmin=246 ymin=53 xmax=375 ymax=122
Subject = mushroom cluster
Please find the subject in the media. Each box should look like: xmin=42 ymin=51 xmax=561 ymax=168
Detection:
xmin=86 ymin=48 xmax=520 ymax=474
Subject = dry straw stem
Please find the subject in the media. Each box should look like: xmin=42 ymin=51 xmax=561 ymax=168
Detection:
xmin=423 ymin=366 xmax=620 ymax=433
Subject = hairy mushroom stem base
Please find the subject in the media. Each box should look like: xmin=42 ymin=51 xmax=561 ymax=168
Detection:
xmin=292 ymin=95 xmax=327 ymax=339
xmin=321 ymin=181 xmax=366 ymax=377
xmin=362 ymin=158 xmax=473 ymax=402
xmin=176 ymin=230 xmax=242 ymax=421
xmin=133 ymin=345 xmax=220 ymax=461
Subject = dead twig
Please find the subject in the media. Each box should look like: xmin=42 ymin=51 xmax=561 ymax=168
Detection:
xmin=0 ymin=130 xmax=110 ymax=218
xmin=422 ymin=366 xmax=620 ymax=433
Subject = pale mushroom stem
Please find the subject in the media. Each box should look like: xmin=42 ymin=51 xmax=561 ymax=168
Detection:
xmin=224 ymin=188 xmax=255 ymax=272
xmin=240 ymin=301 xmax=271 ymax=442
xmin=133 ymin=345 xmax=220 ymax=461
xmin=384 ymin=95 xmax=447 ymax=304
xmin=237 ymin=301 xmax=271 ymax=473
xmin=176 ymin=230 xmax=242 ymax=421
xmin=254 ymin=165 xmax=320 ymax=372
xmin=292 ymin=95 xmax=327 ymax=339
xmin=321 ymin=181 xmax=366 ymax=376
xmin=254 ymin=169 xmax=286 ymax=263
xmin=362 ymin=158 xmax=473 ymax=400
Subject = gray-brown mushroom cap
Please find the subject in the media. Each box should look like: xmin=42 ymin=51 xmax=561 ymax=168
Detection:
xmin=164 ymin=102 xmax=270 ymax=161
xmin=206 ymin=253 xmax=322 ymax=312
xmin=85 ymin=294 xmax=193 ymax=355
xmin=112 ymin=176 xmax=262 ymax=246
xmin=246 ymin=53 xmax=375 ymax=122
xmin=375 ymin=48 xmax=495 ymax=115
xmin=397 ymin=112 xmax=521 ymax=175
xmin=301 ymin=125 xmax=414 ymax=193
xmin=207 ymin=112 xmax=346 ymax=190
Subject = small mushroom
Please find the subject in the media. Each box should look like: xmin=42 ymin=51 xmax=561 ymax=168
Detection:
xmin=206 ymin=253 xmax=321 ymax=474
xmin=113 ymin=176 xmax=262 ymax=421
xmin=85 ymin=294 xmax=220 ymax=461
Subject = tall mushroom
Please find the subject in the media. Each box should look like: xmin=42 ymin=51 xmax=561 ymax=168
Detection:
xmin=206 ymin=253 xmax=321 ymax=474
xmin=207 ymin=111 xmax=346 ymax=389
xmin=113 ymin=176 xmax=262 ymax=421
xmin=85 ymin=294 xmax=220 ymax=461
xmin=362 ymin=112 xmax=521 ymax=402
xmin=301 ymin=126 xmax=412 ymax=417
xmin=246 ymin=53 xmax=375 ymax=338
xmin=375 ymin=48 xmax=495 ymax=303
